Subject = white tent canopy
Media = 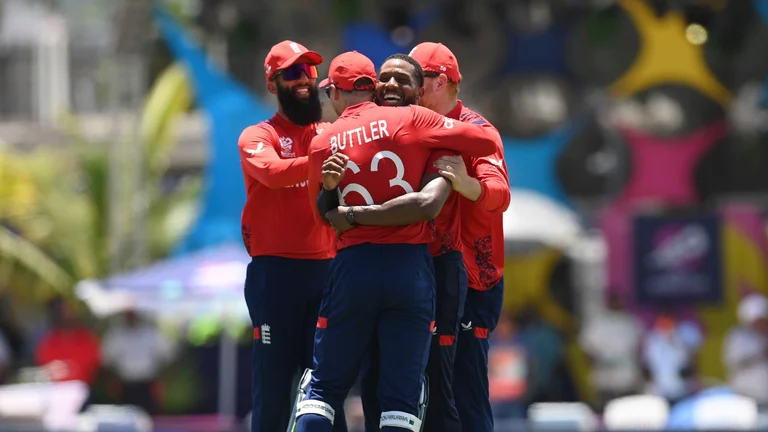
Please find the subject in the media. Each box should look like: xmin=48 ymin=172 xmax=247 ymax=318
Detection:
xmin=503 ymin=189 xmax=583 ymax=250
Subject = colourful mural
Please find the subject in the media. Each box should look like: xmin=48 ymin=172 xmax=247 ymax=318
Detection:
xmin=503 ymin=121 xmax=583 ymax=207
xmin=601 ymin=205 xmax=768 ymax=379
xmin=609 ymin=0 xmax=731 ymax=105
xmin=616 ymin=121 xmax=728 ymax=207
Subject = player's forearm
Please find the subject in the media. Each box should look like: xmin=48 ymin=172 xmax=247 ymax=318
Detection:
xmin=244 ymin=157 xmax=309 ymax=189
xmin=352 ymin=177 xmax=451 ymax=226
xmin=316 ymin=187 xmax=340 ymax=219
xmin=456 ymin=177 xmax=483 ymax=202
xmin=351 ymin=195 xmax=441 ymax=226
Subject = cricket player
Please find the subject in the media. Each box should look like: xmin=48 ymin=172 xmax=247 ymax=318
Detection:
xmin=238 ymin=40 xmax=336 ymax=432
xmin=412 ymin=42 xmax=510 ymax=432
xmin=328 ymin=45 xmax=509 ymax=432
xmin=294 ymin=51 xmax=497 ymax=432
xmin=347 ymin=52 xmax=470 ymax=432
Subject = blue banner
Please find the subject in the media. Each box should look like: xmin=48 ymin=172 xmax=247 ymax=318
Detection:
xmin=633 ymin=214 xmax=723 ymax=305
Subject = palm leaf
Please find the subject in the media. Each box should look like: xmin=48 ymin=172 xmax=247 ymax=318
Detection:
xmin=140 ymin=62 xmax=193 ymax=173
xmin=0 ymin=225 xmax=73 ymax=295
xmin=0 ymin=59 xmax=199 ymax=299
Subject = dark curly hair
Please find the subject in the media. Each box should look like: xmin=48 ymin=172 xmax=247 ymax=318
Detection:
xmin=382 ymin=53 xmax=424 ymax=88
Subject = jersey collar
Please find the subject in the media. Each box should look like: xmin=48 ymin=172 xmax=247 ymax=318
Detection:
xmin=269 ymin=113 xmax=312 ymax=130
xmin=445 ymin=100 xmax=464 ymax=120
xmin=339 ymin=101 xmax=378 ymax=119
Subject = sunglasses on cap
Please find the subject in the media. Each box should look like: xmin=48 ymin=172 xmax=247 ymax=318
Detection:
xmin=275 ymin=63 xmax=319 ymax=81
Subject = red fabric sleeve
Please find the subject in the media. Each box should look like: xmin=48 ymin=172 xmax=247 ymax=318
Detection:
xmin=239 ymin=125 xmax=308 ymax=188
xmin=471 ymin=128 xmax=510 ymax=213
xmin=307 ymin=140 xmax=329 ymax=225
xmin=472 ymin=155 xmax=510 ymax=213
xmin=424 ymin=149 xmax=457 ymax=175
xmin=403 ymin=106 xmax=496 ymax=157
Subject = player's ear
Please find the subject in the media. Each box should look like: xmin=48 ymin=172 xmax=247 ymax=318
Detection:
xmin=417 ymin=86 xmax=425 ymax=101
xmin=267 ymin=79 xmax=278 ymax=95
xmin=437 ymin=74 xmax=449 ymax=90
xmin=332 ymin=85 xmax=340 ymax=101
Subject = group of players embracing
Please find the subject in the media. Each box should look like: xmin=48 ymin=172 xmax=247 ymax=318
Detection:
xmin=238 ymin=39 xmax=510 ymax=432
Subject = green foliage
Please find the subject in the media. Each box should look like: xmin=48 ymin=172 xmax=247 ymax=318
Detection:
xmin=0 ymin=62 xmax=198 ymax=301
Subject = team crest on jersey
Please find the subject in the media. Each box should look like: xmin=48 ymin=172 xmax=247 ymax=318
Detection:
xmin=279 ymin=136 xmax=295 ymax=158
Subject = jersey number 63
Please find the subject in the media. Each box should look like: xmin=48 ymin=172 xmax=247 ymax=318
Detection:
xmin=339 ymin=151 xmax=414 ymax=205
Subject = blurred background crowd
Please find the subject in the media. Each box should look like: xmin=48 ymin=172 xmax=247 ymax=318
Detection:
xmin=3 ymin=0 xmax=768 ymax=430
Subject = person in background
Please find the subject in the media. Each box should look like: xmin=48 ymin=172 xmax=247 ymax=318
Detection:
xmin=488 ymin=313 xmax=532 ymax=421
xmin=580 ymin=292 xmax=643 ymax=411
xmin=102 ymin=309 xmax=176 ymax=414
xmin=516 ymin=308 xmax=566 ymax=404
xmin=35 ymin=297 xmax=101 ymax=386
xmin=723 ymin=294 xmax=768 ymax=406
xmin=642 ymin=313 xmax=703 ymax=405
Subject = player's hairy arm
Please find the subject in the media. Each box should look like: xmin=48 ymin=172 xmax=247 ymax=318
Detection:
xmin=434 ymin=154 xmax=510 ymax=212
xmin=239 ymin=125 xmax=308 ymax=188
xmin=354 ymin=173 xmax=451 ymax=223
xmin=433 ymin=155 xmax=482 ymax=201
xmin=325 ymin=173 xmax=451 ymax=234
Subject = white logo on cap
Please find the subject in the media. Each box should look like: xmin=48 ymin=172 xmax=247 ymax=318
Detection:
xmin=289 ymin=42 xmax=302 ymax=53
xmin=440 ymin=66 xmax=446 ymax=71
xmin=266 ymin=65 xmax=272 ymax=75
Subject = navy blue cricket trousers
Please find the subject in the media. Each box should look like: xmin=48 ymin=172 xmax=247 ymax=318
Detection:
xmin=244 ymin=256 xmax=331 ymax=432
xmin=361 ymin=250 xmax=468 ymax=432
xmin=453 ymin=277 xmax=505 ymax=432
xmin=296 ymin=243 xmax=435 ymax=432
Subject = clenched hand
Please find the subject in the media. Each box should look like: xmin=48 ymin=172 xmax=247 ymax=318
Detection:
xmin=322 ymin=153 xmax=349 ymax=191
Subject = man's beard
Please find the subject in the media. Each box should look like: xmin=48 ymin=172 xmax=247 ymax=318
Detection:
xmin=277 ymin=83 xmax=322 ymax=126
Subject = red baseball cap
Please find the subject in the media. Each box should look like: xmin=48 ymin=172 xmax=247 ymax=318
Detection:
xmin=318 ymin=51 xmax=377 ymax=91
xmin=409 ymin=42 xmax=461 ymax=83
xmin=264 ymin=40 xmax=323 ymax=80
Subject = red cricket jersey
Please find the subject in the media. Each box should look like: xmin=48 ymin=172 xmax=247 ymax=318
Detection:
xmin=239 ymin=114 xmax=335 ymax=259
xmin=427 ymin=150 xmax=462 ymax=257
xmin=452 ymin=101 xmax=511 ymax=290
xmin=36 ymin=327 xmax=101 ymax=385
xmin=308 ymin=102 xmax=496 ymax=251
